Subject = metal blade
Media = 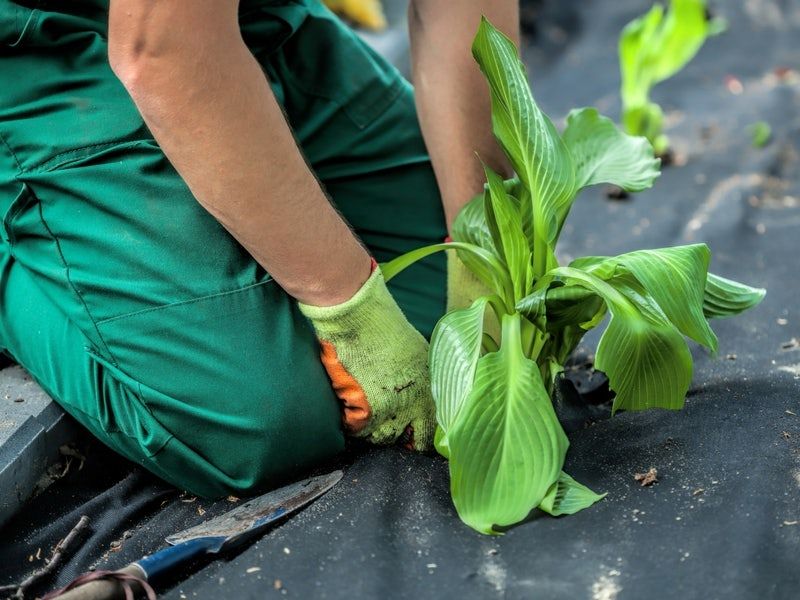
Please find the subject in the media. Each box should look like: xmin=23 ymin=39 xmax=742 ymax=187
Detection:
xmin=165 ymin=470 xmax=342 ymax=549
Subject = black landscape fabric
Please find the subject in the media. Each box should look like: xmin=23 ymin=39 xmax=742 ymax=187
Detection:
xmin=2 ymin=0 xmax=800 ymax=598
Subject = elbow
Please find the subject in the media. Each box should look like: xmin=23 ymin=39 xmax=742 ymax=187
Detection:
xmin=109 ymin=54 xmax=143 ymax=94
xmin=107 ymin=9 xmax=169 ymax=97
xmin=108 ymin=35 xmax=152 ymax=95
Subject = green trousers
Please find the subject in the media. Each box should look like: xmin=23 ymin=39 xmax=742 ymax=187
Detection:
xmin=0 ymin=0 xmax=446 ymax=498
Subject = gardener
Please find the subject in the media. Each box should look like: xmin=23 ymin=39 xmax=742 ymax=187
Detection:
xmin=0 ymin=0 xmax=517 ymax=498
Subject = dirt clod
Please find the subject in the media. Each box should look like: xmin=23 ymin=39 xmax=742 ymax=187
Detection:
xmin=394 ymin=380 xmax=415 ymax=393
xmin=634 ymin=468 xmax=658 ymax=487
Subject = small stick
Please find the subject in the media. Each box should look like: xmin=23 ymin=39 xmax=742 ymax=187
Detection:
xmin=0 ymin=515 xmax=90 ymax=599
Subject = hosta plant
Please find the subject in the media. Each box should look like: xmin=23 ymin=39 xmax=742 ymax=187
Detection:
xmin=383 ymin=18 xmax=764 ymax=535
xmin=620 ymin=0 xmax=725 ymax=156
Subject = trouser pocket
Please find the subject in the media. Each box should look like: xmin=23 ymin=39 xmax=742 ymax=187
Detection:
xmin=1 ymin=182 xmax=114 ymax=356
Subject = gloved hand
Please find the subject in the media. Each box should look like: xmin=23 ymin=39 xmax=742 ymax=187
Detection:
xmin=446 ymin=248 xmax=492 ymax=313
xmin=323 ymin=0 xmax=387 ymax=31
xmin=299 ymin=264 xmax=435 ymax=450
xmin=447 ymin=248 xmax=501 ymax=344
xmin=447 ymin=179 xmax=523 ymax=339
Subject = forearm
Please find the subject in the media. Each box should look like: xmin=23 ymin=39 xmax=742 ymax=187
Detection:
xmin=109 ymin=0 xmax=370 ymax=306
xmin=409 ymin=0 xmax=519 ymax=231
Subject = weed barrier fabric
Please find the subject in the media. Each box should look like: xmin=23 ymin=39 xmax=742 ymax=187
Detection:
xmin=2 ymin=0 xmax=799 ymax=598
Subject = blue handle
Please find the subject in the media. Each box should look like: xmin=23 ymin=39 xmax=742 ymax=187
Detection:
xmin=136 ymin=537 xmax=225 ymax=580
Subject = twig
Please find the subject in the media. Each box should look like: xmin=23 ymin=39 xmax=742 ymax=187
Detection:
xmin=0 ymin=515 xmax=90 ymax=599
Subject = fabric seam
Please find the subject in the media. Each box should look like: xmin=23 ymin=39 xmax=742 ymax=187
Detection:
xmin=9 ymin=5 xmax=41 ymax=48
xmin=31 ymin=140 xmax=153 ymax=173
xmin=34 ymin=193 xmax=119 ymax=364
xmin=95 ymin=278 xmax=276 ymax=326
xmin=0 ymin=132 xmax=23 ymax=175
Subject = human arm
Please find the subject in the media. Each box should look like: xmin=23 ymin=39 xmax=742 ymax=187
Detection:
xmin=107 ymin=0 xmax=435 ymax=448
xmin=108 ymin=0 xmax=370 ymax=307
xmin=408 ymin=0 xmax=519 ymax=232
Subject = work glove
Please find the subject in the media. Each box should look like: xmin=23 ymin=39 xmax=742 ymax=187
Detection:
xmin=446 ymin=248 xmax=492 ymax=313
xmin=447 ymin=178 xmax=523 ymax=338
xmin=323 ymin=0 xmax=387 ymax=31
xmin=447 ymin=248 xmax=502 ymax=345
xmin=299 ymin=264 xmax=435 ymax=450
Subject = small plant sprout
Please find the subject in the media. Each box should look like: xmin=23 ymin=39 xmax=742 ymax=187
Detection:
xmin=383 ymin=18 xmax=764 ymax=535
xmin=749 ymin=121 xmax=772 ymax=148
xmin=619 ymin=0 xmax=726 ymax=157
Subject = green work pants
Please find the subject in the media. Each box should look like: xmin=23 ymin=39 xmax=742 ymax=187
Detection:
xmin=0 ymin=0 xmax=446 ymax=498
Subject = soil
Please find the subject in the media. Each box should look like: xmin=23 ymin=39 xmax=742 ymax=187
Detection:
xmin=1 ymin=1 xmax=799 ymax=599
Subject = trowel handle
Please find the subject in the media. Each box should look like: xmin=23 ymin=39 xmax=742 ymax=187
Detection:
xmin=48 ymin=564 xmax=150 ymax=600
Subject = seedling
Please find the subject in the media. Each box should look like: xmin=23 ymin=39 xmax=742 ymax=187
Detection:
xmin=383 ymin=18 xmax=764 ymax=535
xmin=620 ymin=0 xmax=725 ymax=157
xmin=749 ymin=121 xmax=772 ymax=148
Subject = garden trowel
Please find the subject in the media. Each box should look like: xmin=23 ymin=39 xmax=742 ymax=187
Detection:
xmin=49 ymin=470 xmax=343 ymax=600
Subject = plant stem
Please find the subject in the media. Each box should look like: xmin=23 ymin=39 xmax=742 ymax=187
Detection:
xmin=533 ymin=238 xmax=549 ymax=279
xmin=481 ymin=333 xmax=500 ymax=353
xmin=520 ymin=317 xmax=536 ymax=357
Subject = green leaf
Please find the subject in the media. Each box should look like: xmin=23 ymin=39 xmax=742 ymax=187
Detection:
xmin=434 ymin=425 xmax=450 ymax=459
xmin=451 ymin=192 xmax=496 ymax=252
xmin=620 ymin=0 xmax=721 ymax=150
xmin=749 ymin=121 xmax=772 ymax=148
xmin=472 ymin=17 xmax=576 ymax=246
xmin=448 ymin=313 xmax=568 ymax=534
xmin=517 ymin=284 xmax=605 ymax=332
xmin=704 ymin=272 xmax=766 ymax=318
xmin=430 ymin=297 xmax=491 ymax=438
xmin=547 ymin=267 xmax=693 ymax=413
xmin=452 ymin=176 xmax=538 ymax=262
xmin=613 ymin=245 xmax=716 ymax=351
xmin=516 ymin=182 xmax=537 ymax=254
xmin=571 ymin=245 xmax=718 ymax=352
xmin=619 ymin=3 xmax=665 ymax=108
xmin=543 ymin=285 xmax=606 ymax=332
xmin=381 ymin=241 xmax=514 ymax=304
xmin=483 ymin=164 xmax=532 ymax=299
xmin=622 ymin=102 xmax=668 ymax=155
xmin=620 ymin=0 xmax=719 ymax=108
xmin=562 ymin=107 xmax=661 ymax=192
xmin=539 ymin=472 xmax=606 ymax=516
xmin=598 ymin=276 xmax=693 ymax=413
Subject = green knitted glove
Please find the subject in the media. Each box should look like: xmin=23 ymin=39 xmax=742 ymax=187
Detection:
xmin=447 ymin=249 xmax=500 ymax=344
xmin=446 ymin=249 xmax=493 ymax=313
xmin=298 ymin=266 xmax=435 ymax=450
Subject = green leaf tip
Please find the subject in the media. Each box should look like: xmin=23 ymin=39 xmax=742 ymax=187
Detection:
xmin=539 ymin=472 xmax=606 ymax=517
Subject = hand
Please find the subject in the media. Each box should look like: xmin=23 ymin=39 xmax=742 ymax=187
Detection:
xmin=299 ymin=264 xmax=435 ymax=450
xmin=446 ymin=248 xmax=492 ymax=313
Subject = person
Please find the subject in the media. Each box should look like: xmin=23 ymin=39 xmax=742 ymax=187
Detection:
xmin=0 ymin=0 xmax=517 ymax=498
